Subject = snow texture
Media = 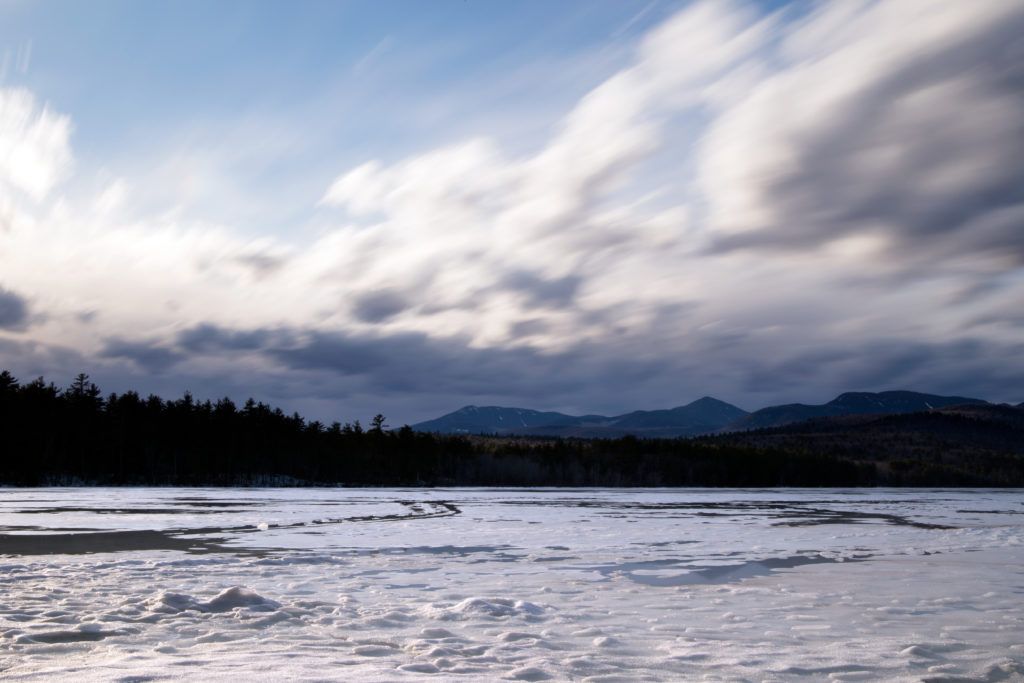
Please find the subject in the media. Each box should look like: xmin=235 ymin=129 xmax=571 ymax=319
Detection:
xmin=1 ymin=487 xmax=1022 ymax=681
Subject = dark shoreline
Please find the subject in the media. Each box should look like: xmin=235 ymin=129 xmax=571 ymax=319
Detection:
xmin=3 ymin=371 xmax=1022 ymax=488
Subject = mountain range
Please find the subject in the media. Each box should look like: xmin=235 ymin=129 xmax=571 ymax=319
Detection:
xmin=410 ymin=391 xmax=1001 ymax=438
xmin=410 ymin=397 xmax=748 ymax=438
xmin=724 ymin=390 xmax=986 ymax=432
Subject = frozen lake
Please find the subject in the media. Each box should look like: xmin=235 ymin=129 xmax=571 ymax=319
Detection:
xmin=1 ymin=488 xmax=1023 ymax=681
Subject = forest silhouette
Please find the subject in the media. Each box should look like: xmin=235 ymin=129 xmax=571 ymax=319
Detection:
xmin=1 ymin=371 xmax=1020 ymax=487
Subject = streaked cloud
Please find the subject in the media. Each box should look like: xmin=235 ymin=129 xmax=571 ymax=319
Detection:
xmin=0 ymin=0 xmax=1021 ymax=422
xmin=0 ymin=88 xmax=72 ymax=202
xmin=702 ymin=0 xmax=1024 ymax=271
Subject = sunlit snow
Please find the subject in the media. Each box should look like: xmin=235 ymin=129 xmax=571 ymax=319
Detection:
xmin=1 ymin=488 xmax=1023 ymax=681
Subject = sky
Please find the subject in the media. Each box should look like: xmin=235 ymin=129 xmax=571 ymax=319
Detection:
xmin=1 ymin=0 xmax=1022 ymax=425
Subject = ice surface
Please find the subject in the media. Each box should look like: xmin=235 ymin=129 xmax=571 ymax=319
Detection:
xmin=0 ymin=487 xmax=1022 ymax=681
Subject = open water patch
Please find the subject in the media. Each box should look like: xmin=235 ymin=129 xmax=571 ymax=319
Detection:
xmin=0 ymin=500 xmax=462 ymax=557
xmin=0 ymin=529 xmax=243 ymax=556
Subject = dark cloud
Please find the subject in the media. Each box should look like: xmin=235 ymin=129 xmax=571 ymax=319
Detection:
xmin=125 ymin=317 xmax=1016 ymax=413
xmin=351 ymin=289 xmax=410 ymax=323
xmin=508 ymin=318 xmax=549 ymax=339
xmin=5 ymin=316 xmax=1024 ymax=424
xmin=0 ymin=286 xmax=29 ymax=330
xmin=100 ymin=338 xmax=184 ymax=373
xmin=244 ymin=327 xmax=1024 ymax=418
xmin=177 ymin=323 xmax=277 ymax=353
xmin=830 ymin=342 xmax=941 ymax=391
xmin=271 ymin=331 xmax=395 ymax=376
xmin=733 ymin=349 xmax=841 ymax=390
xmin=872 ymin=339 xmax=1024 ymax=401
xmin=735 ymin=337 xmax=1024 ymax=406
xmin=168 ymin=323 xmax=668 ymax=404
xmin=270 ymin=330 xmax=554 ymax=395
xmin=497 ymin=270 xmax=582 ymax=308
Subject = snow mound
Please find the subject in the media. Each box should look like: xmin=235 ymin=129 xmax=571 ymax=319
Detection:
xmin=509 ymin=666 xmax=553 ymax=681
xmin=592 ymin=636 xmax=623 ymax=648
xmin=147 ymin=586 xmax=280 ymax=613
xmin=422 ymin=597 xmax=545 ymax=621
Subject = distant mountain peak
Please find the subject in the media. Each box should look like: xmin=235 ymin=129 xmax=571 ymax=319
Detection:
xmin=411 ymin=405 xmax=581 ymax=435
xmin=685 ymin=396 xmax=746 ymax=411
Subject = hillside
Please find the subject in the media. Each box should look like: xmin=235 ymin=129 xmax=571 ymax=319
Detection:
xmin=720 ymin=391 xmax=987 ymax=432
xmin=703 ymin=402 xmax=1024 ymax=485
xmin=412 ymin=397 xmax=748 ymax=438
xmin=409 ymin=405 xmax=587 ymax=435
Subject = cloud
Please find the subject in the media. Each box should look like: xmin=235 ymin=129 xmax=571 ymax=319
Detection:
xmin=351 ymin=289 xmax=411 ymax=323
xmin=100 ymin=338 xmax=184 ymax=373
xmin=700 ymin=0 xmax=1024 ymax=269
xmin=507 ymin=318 xmax=549 ymax=340
xmin=180 ymin=324 xmax=674 ymax=402
xmin=0 ymin=285 xmax=29 ymax=330
xmin=313 ymin=0 xmax=774 ymax=348
xmin=0 ymin=88 xmax=73 ymax=202
xmin=69 ymin=317 xmax=1024 ymax=422
xmin=496 ymin=270 xmax=582 ymax=309
xmin=1 ymin=1 xmax=1022 ymax=422
xmin=233 ymin=249 xmax=290 ymax=280
xmin=176 ymin=324 xmax=277 ymax=353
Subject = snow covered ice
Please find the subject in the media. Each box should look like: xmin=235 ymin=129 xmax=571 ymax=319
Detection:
xmin=1 ymin=488 xmax=1023 ymax=681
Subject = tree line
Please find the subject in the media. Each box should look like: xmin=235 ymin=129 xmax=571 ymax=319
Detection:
xmin=0 ymin=370 xmax=1016 ymax=487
